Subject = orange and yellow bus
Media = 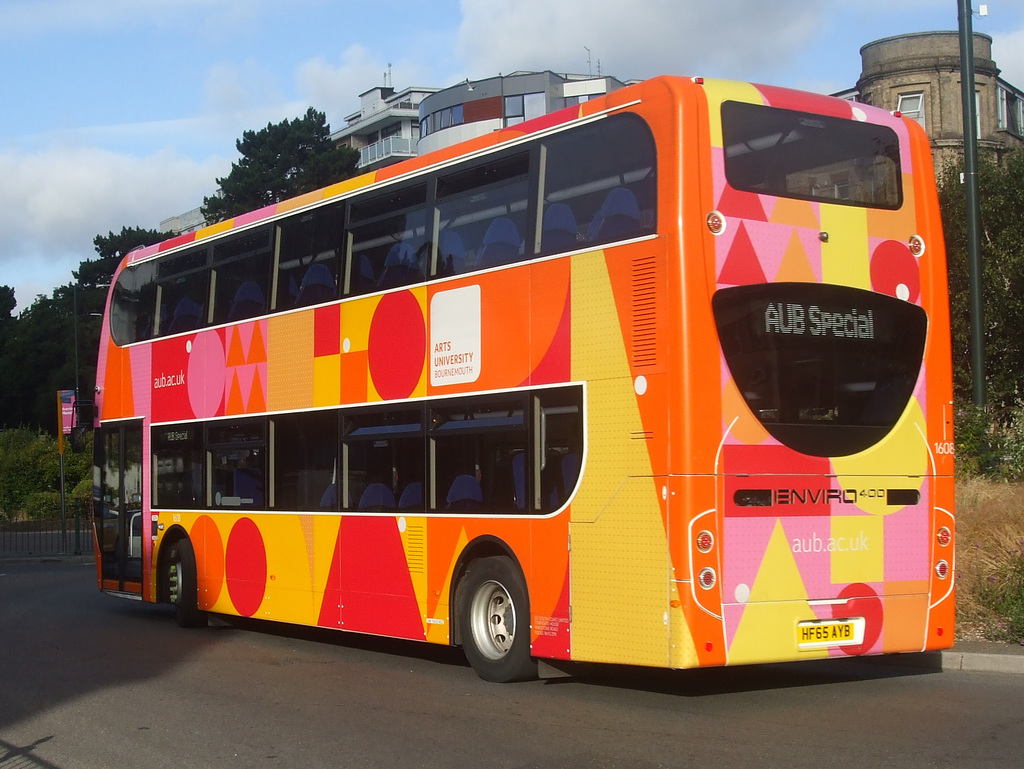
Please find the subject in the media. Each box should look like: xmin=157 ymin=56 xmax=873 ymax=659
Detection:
xmin=93 ymin=75 xmax=954 ymax=682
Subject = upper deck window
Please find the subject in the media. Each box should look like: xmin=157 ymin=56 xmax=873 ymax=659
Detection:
xmin=722 ymin=101 xmax=902 ymax=210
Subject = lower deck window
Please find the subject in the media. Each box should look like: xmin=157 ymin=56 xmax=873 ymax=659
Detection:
xmin=149 ymin=385 xmax=583 ymax=515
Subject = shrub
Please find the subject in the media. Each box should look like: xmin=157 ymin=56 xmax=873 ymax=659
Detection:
xmin=21 ymin=491 xmax=63 ymax=521
xmin=956 ymin=478 xmax=1024 ymax=642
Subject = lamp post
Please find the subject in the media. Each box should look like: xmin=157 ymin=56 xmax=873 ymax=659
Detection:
xmin=958 ymin=0 xmax=986 ymax=407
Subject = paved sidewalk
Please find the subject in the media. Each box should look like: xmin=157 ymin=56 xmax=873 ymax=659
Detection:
xmin=943 ymin=639 xmax=1024 ymax=674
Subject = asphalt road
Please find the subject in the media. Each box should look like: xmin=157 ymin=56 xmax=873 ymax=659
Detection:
xmin=2 ymin=561 xmax=1024 ymax=769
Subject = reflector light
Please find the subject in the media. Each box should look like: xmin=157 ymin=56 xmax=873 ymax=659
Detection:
xmin=893 ymin=110 xmax=903 ymax=118
xmin=909 ymin=234 xmax=926 ymax=257
xmin=707 ymin=210 xmax=725 ymax=235
xmin=696 ymin=530 xmax=714 ymax=553
xmin=935 ymin=560 xmax=950 ymax=579
xmin=692 ymin=77 xmax=705 ymax=85
xmin=699 ymin=567 xmax=716 ymax=590
xmin=936 ymin=526 xmax=951 ymax=547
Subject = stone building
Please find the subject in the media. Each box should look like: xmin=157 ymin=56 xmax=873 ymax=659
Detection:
xmin=838 ymin=31 xmax=1024 ymax=170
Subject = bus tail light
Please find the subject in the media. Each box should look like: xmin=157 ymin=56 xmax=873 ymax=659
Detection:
xmin=698 ymin=567 xmax=717 ymax=590
xmin=707 ymin=210 xmax=726 ymax=235
xmin=696 ymin=530 xmax=714 ymax=553
xmin=936 ymin=526 xmax=951 ymax=547
xmin=935 ymin=560 xmax=950 ymax=580
xmin=909 ymin=234 xmax=926 ymax=257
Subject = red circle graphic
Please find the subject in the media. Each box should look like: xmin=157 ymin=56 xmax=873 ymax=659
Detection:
xmin=367 ymin=291 xmax=426 ymax=400
xmin=870 ymin=240 xmax=920 ymax=303
xmin=225 ymin=517 xmax=267 ymax=617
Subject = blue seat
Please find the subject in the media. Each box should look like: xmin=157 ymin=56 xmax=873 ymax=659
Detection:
xmin=541 ymin=203 xmax=579 ymax=254
xmin=319 ymin=483 xmax=338 ymax=509
xmin=476 ymin=217 xmax=521 ymax=269
xmin=398 ymin=481 xmax=423 ymax=509
xmin=377 ymin=242 xmax=423 ymax=289
xmin=511 ymin=453 xmax=527 ymax=511
xmin=232 ymin=468 xmax=264 ymax=507
xmin=296 ymin=263 xmax=336 ymax=307
xmin=588 ymin=187 xmax=641 ymax=243
xmin=351 ymin=254 xmax=376 ymax=294
xmin=359 ymin=482 xmax=396 ymax=510
xmin=446 ymin=474 xmax=483 ymax=511
xmin=436 ymin=230 xmax=467 ymax=277
xmin=166 ymin=296 xmax=203 ymax=334
xmin=227 ymin=280 xmax=265 ymax=322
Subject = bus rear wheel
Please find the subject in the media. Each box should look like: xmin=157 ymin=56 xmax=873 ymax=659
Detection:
xmin=459 ymin=556 xmax=537 ymax=683
xmin=167 ymin=538 xmax=207 ymax=628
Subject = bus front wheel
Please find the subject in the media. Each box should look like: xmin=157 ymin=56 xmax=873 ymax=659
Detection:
xmin=458 ymin=556 xmax=537 ymax=682
xmin=167 ymin=539 xmax=207 ymax=628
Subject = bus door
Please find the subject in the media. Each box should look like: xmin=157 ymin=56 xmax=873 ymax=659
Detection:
xmin=96 ymin=421 xmax=145 ymax=594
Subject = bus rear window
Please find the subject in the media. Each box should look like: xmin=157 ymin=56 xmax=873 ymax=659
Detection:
xmin=712 ymin=283 xmax=926 ymax=457
xmin=721 ymin=101 xmax=902 ymax=210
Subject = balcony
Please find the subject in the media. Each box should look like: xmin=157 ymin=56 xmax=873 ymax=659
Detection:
xmin=359 ymin=135 xmax=417 ymax=168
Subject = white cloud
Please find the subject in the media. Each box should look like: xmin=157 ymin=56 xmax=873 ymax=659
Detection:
xmin=992 ymin=28 xmax=1024 ymax=90
xmin=295 ymin=45 xmax=440 ymax=131
xmin=0 ymin=147 xmax=226 ymax=312
xmin=456 ymin=0 xmax=824 ymax=83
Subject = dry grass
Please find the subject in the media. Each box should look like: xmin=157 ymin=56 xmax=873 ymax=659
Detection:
xmin=955 ymin=477 xmax=1024 ymax=642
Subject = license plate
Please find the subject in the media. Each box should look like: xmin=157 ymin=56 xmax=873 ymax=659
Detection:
xmin=797 ymin=618 xmax=865 ymax=649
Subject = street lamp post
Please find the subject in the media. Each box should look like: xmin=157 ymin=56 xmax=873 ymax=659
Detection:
xmin=958 ymin=0 xmax=986 ymax=407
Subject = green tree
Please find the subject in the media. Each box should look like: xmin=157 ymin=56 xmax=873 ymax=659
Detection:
xmin=0 ymin=428 xmax=92 ymax=520
xmin=74 ymin=226 xmax=169 ymax=404
xmin=940 ymin=149 xmax=1024 ymax=416
xmin=0 ymin=228 xmax=167 ymax=432
xmin=201 ymin=107 xmax=360 ymax=223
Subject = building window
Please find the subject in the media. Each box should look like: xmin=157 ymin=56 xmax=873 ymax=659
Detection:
xmin=896 ymin=92 xmax=925 ymax=129
xmin=504 ymin=92 xmax=545 ymax=127
xmin=999 ymin=84 xmax=1022 ymax=137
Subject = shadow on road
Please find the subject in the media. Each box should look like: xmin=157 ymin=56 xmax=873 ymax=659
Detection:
xmin=539 ymin=650 xmax=943 ymax=697
xmin=0 ymin=561 xmax=220 ymax=733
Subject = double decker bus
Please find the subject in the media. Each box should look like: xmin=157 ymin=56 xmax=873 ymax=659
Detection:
xmin=93 ymin=75 xmax=954 ymax=682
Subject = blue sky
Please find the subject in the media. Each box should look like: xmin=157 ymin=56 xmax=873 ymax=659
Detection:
xmin=1 ymin=0 xmax=1022 ymax=311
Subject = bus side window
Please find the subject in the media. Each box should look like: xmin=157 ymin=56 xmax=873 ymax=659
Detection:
xmin=347 ymin=183 xmax=428 ymax=296
xmin=541 ymin=114 xmax=656 ymax=251
xmin=211 ymin=226 xmax=273 ymax=325
xmin=430 ymin=397 xmax=527 ymax=513
xmin=434 ymin=151 xmax=530 ymax=275
xmin=110 ymin=260 xmax=157 ymax=345
xmin=341 ymin=408 xmax=424 ymax=513
xmin=270 ymin=412 xmax=339 ymax=511
xmin=207 ymin=419 xmax=266 ymax=510
xmin=536 ymin=389 xmax=584 ymax=513
xmin=275 ymin=204 xmax=343 ymax=311
xmin=152 ymin=425 xmax=203 ymax=509
xmin=156 ymin=247 xmax=210 ymax=337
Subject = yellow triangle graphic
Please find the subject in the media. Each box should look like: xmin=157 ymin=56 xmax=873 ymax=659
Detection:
xmin=775 ymin=230 xmax=818 ymax=283
xmin=728 ymin=520 xmax=824 ymax=664
xmin=770 ymin=197 xmax=819 ymax=229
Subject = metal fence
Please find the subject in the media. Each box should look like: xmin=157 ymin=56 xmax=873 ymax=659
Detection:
xmin=0 ymin=502 xmax=94 ymax=558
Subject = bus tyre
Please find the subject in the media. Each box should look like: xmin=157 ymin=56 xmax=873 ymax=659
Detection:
xmin=459 ymin=556 xmax=537 ymax=683
xmin=168 ymin=539 xmax=207 ymax=628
